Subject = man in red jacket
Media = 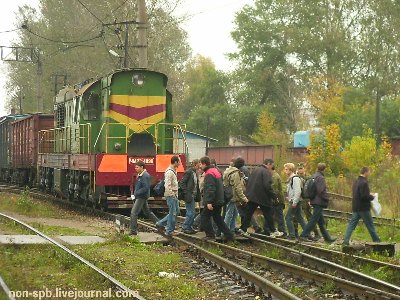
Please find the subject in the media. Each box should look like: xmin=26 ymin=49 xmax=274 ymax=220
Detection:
xmin=200 ymin=156 xmax=234 ymax=241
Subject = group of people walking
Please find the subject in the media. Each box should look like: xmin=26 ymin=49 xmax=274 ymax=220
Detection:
xmin=129 ymin=155 xmax=381 ymax=246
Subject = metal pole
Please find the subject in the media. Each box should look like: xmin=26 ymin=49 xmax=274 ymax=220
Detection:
xmin=137 ymin=0 xmax=148 ymax=68
xmin=206 ymin=115 xmax=210 ymax=155
xmin=123 ymin=23 xmax=129 ymax=68
xmin=37 ymin=58 xmax=43 ymax=112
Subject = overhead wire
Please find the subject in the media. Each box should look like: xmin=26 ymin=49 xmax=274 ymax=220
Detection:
xmin=24 ymin=27 xmax=103 ymax=44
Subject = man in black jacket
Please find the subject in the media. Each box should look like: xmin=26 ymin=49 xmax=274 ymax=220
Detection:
xmin=343 ymin=167 xmax=381 ymax=245
xmin=299 ymin=163 xmax=336 ymax=243
xmin=200 ymin=156 xmax=234 ymax=241
xmin=239 ymin=159 xmax=277 ymax=236
xmin=179 ymin=159 xmax=201 ymax=234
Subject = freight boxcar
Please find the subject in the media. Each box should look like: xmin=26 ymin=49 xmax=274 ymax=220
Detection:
xmin=10 ymin=113 xmax=54 ymax=186
xmin=0 ymin=114 xmax=29 ymax=182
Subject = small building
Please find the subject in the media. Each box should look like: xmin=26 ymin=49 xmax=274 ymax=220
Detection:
xmin=174 ymin=131 xmax=218 ymax=163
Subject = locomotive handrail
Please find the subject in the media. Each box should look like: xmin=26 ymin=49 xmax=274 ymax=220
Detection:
xmin=93 ymin=122 xmax=106 ymax=152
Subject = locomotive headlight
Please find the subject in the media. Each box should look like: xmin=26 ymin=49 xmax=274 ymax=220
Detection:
xmin=132 ymin=73 xmax=145 ymax=86
xmin=114 ymin=143 xmax=122 ymax=151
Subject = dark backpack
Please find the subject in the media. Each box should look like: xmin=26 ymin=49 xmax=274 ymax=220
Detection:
xmin=223 ymin=170 xmax=239 ymax=204
xmin=153 ymin=179 xmax=165 ymax=196
xmin=153 ymin=169 xmax=176 ymax=196
xmin=302 ymin=176 xmax=317 ymax=200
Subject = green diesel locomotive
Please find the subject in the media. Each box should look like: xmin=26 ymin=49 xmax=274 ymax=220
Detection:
xmin=38 ymin=69 xmax=187 ymax=210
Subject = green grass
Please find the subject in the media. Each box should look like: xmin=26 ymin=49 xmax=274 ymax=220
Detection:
xmin=0 ymin=218 xmax=91 ymax=236
xmin=0 ymin=234 xmax=214 ymax=300
xmin=0 ymin=192 xmax=70 ymax=218
xmin=289 ymin=286 xmax=307 ymax=296
xmin=317 ymin=281 xmax=337 ymax=295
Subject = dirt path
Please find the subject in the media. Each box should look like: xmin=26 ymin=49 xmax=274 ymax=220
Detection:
xmin=1 ymin=211 xmax=115 ymax=236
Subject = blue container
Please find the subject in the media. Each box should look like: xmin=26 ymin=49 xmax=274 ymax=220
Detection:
xmin=293 ymin=131 xmax=310 ymax=148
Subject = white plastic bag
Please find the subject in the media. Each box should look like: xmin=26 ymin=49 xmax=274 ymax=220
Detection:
xmin=371 ymin=193 xmax=382 ymax=216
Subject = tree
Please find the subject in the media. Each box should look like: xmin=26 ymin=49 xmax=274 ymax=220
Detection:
xmin=5 ymin=0 xmax=190 ymax=114
xmin=251 ymin=108 xmax=287 ymax=145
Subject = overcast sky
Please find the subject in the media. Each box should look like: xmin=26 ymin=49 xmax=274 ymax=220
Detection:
xmin=0 ymin=0 xmax=253 ymax=116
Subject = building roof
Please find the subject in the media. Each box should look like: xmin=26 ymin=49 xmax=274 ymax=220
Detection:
xmin=177 ymin=130 xmax=218 ymax=142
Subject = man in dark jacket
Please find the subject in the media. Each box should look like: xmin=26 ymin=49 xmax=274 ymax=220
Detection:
xmin=239 ymin=159 xmax=277 ymax=236
xmin=300 ymin=163 xmax=336 ymax=243
xmin=179 ymin=159 xmax=201 ymax=234
xmin=200 ymin=156 xmax=234 ymax=241
xmin=129 ymin=160 xmax=159 ymax=235
xmin=343 ymin=167 xmax=381 ymax=245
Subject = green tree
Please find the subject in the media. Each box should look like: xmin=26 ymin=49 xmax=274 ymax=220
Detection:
xmin=6 ymin=0 xmax=190 ymax=114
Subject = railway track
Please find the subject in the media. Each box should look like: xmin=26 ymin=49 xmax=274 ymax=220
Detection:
xmin=0 ymin=211 xmax=145 ymax=300
xmin=250 ymin=232 xmax=400 ymax=284
xmin=1 ymin=185 xmax=399 ymax=299
xmin=146 ymin=222 xmax=400 ymax=299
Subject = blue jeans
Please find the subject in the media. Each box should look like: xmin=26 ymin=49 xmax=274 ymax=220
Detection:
xmin=182 ymin=196 xmax=196 ymax=231
xmin=300 ymin=205 xmax=331 ymax=240
xmin=130 ymin=197 xmax=159 ymax=234
xmin=157 ymin=196 xmax=179 ymax=235
xmin=343 ymin=211 xmax=381 ymax=244
xmin=286 ymin=204 xmax=306 ymax=237
xmin=224 ymin=201 xmax=238 ymax=233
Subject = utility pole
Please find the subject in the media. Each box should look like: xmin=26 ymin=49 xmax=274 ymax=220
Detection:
xmin=18 ymin=89 xmax=23 ymax=114
xmin=123 ymin=23 xmax=129 ymax=68
xmin=137 ymin=0 xmax=148 ymax=68
xmin=52 ymin=74 xmax=68 ymax=96
xmin=37 ymin=57 xmax=43 ymax=112
xmin=375 ymin=87 xmax=381 ymax=145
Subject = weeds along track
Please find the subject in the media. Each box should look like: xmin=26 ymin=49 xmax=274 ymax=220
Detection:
xmin=1 ymin=185 xmax=399 ymax=299
xmin=326 ymin=192 xmax=400 ymax=228
xmin=138 ymin=220 xmax=300 ymax=300
xmin=251 ymin=232 xmax=400 ymax=284
xmin=147 ymin=224 xmax=400 ymax=300
xmin=0 ymin=212 xmax=145 ymax=300
xmin=237 ymin=233 xmax=400 ymax=297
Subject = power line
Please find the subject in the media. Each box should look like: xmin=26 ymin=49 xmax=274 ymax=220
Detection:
xmin=0 ymin=28 xmax=20 ymax=34
xmin=24 ymin=27 xmax=103 ymax=44
xmin=75 ymin=0 xmax=105 ymax=25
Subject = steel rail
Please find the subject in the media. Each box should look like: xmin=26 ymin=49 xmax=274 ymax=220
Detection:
xmin=239 ymin=233 xmax=400 ymax=296
xmin=136 ymin=221 xmax=300 ymax=300
xmin=175 ymin=232 xmax=400 ymax=300
xmin=0 ymin=212 xmax=145 ymax=300
xmin=251 ymin=232 xmax=400 ymax=275
xmin=0 ymin=275 xmax=16 ymax=300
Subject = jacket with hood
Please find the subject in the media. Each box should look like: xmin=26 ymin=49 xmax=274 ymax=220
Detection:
xmin=310 ymin=171 xmax=329 ymax=208
xmin=245 ymin=165 xmax=276 ymax=207
xmin=223 ymin=166 xmax=247 ymax=203
xmin=203 ymin=166 xmax=225 ymax=206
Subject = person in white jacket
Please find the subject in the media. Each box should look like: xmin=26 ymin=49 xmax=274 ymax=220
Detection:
xmin=284 ymin=163 xmax=307 ymax=239
xmin=156 ymin=155 xmax=180 ymax=237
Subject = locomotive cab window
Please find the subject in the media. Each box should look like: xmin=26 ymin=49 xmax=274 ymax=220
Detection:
xmin=82 ymin=92 xmax=100 ymax=121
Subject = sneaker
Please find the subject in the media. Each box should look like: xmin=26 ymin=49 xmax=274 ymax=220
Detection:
xmin=156 ymin=224 xmax=165 ymax=233
xmin=237 ymin=229 xmax=250 ymax=237
xmin=271 ymin=231 xmax=284 ymax=237
xmin=165 ymin=231 xmax=180 ymax=238
xmin=325 ymin=237 xmax=337 ymax=244
xmin=254 ymin=227 xmax=263 ymax=234
xmin=182 ymin=229 xmax=197 ymax=234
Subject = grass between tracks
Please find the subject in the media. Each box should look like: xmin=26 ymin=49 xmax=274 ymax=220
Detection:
xmin=0 ymin=191 xmax=70 ymax=218
xmin=0 ymin=234 xmax=218 ymax=300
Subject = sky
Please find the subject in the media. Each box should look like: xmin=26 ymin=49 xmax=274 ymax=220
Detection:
xmin=0 ymin=0 xmax=253 ymax=116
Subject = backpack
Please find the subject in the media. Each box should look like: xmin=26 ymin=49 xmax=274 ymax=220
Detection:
xmin=223 ymin=170 xmax=239 ymax=204
xmin=302 ymin=176 xmax=318 ymax=200
xmin=153 ymin=169 xmax=176 ymax=196
xmin=153 ymin=179 xmax=165 ymax=196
